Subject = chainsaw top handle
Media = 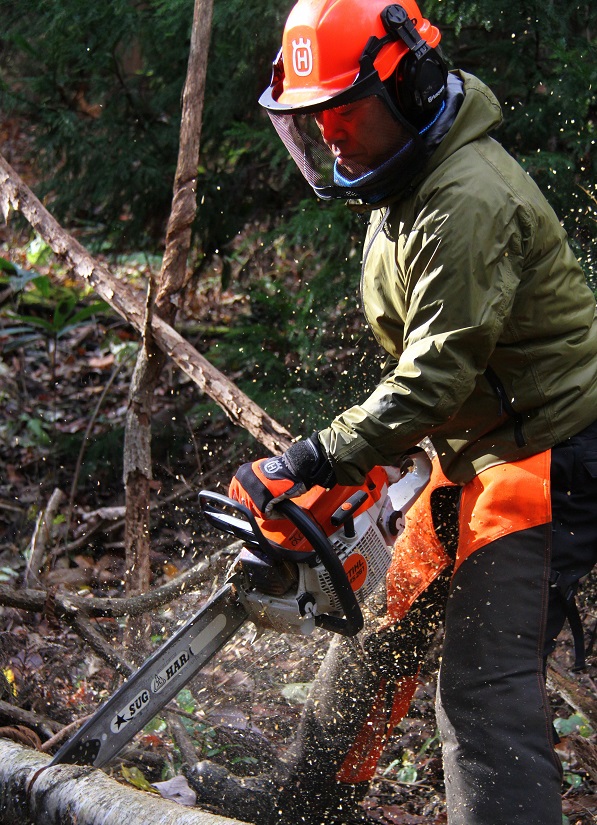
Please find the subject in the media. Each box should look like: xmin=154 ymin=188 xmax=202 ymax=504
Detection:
xmin=199 ymin=491 xmax=364 ymax=637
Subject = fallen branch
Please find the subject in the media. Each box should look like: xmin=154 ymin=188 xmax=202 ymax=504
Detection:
xmin=0 ymin=543 xmax=240 ymax=619
xmin=167 ymin=714 xmax=200 ymax=767
xmin=66 ymin=615 xmax=134 ymax=676
xmin=80 ymin=506 xmax=127 ymax=524
xmin=0 ymin=739 xmax=248 ymax=824
xmin=0 ymin=155 xmax=293 ymax=457
xmin=0 ymin=700 xmax=60 ymax=739
xmin=66 ymin=354 xmax=131 ymax=542
xmin=547 ymin=661 xmax=597 ymax=731
xmin=569 ymin=733 xmax=597 ymax=785
xmin=24 ymin=488 xmax=65 ymax=586
xmin=40 ymin=715 xmax=94 ymax=753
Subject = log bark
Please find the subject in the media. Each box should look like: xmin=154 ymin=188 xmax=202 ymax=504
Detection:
xmin=0 ymin=739 xmax=248 ymax=825
xmin=547 ymin=661 xmax=597 ymax=731
xmin=0 ymin=154 xmax=293 ymax=456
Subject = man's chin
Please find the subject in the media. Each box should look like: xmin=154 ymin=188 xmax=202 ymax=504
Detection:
xmin=336 ymin=157 xmax=367 ymax=177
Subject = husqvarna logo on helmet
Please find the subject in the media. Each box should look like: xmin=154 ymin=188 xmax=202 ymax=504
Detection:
xmin=292 ymin=37 xmax=313 ymax=76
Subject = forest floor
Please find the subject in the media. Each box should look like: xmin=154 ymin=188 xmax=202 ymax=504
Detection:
xmin=0 ymin=152 xmax=596 ymax=823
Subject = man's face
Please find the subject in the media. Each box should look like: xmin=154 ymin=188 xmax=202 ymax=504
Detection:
xmin=315 ymin=95 xmax=408 ymax=175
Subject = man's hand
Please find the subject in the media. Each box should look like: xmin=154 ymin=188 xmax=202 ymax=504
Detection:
xmin=229 ymin=435 xmax=336 ymax=517
xmin=229 ymin=456 xmax=307 ymax=517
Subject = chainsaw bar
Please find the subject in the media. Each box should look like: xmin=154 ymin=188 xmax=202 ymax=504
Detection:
xmin=51 ymin=583 xmax=248 ymax=768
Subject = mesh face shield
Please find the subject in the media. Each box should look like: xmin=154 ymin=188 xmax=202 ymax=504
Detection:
xmin=266 ymin=93 xmax=425 ymax=202
xmin=259 ymin=15 xmax=444 ymax=204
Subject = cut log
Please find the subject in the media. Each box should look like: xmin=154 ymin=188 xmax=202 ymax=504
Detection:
xmin=547 ymin=662 xmax=597 ymax=731
xmin=0 ymin=739 xmax=249 ymax=825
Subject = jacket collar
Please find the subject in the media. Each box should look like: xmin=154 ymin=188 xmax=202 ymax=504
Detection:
xmin=348 ymin=71 xmax=503 ymax=213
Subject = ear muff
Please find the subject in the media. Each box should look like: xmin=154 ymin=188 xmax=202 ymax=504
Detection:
xmin=397 ymin=48 xmax=447 ymax=123
xmin=381 ymin=4 xmax=447 ymax=125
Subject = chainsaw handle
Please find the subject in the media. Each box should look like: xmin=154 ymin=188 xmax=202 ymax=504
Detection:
xmin=199 ymin=491 xmax=281 ymax=559
xmin=199 ymin=491 xmax=364 ymax=637
xmin=276 ymin=499 xmax=364 ymax=637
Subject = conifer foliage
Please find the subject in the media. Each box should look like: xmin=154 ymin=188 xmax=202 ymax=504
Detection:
xmin=1 ymin=1 xmax=595 ymax=431
xmin=426 ymin=0 xmax=597 ymax=286
xmin=2 ymin=1 xmax=595 ymax=283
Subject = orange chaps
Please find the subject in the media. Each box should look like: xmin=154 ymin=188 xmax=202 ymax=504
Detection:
xmin=275 ymin=422 xmax=597 ymax=825
xmin=336 ymin=452 xmax=552 ymax=786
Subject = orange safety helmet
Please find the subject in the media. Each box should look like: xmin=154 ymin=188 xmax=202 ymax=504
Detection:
xmin=259 ymin=1 xmax=447 ymax=202
xmin=260 ymin=0 xmax=444 ymax=118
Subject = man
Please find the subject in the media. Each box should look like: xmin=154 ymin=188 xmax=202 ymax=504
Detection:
xmin=187 ymin=1 xmax=597 ymax=823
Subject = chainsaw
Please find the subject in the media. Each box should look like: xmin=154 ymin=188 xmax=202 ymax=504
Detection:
xmin=51 ymin=450 xmax=431 ymax=769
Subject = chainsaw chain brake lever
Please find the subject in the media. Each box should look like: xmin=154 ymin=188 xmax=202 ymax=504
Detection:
xmin=199 ymin=492 xmax=364 ymax=637
xmin=199 ymin=491 xmax=280 ymax=559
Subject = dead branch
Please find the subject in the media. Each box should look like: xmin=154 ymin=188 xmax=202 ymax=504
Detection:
xmin=66 ymin=355 xmax=130 ymax=541
xmin=40 ymin=715 xmax=94 ymax=753
xmin=547 ymin=661 xmax=597 ymax=730
xmin=167 ymin=714 xmax=200 ymax=767
xmin=123 ymin=0 xmax=228 ymax=637
xmin=0 ymin=739 xmax=249 ymax=824
xmin=0 ymin=499 xmax=26 ymax=515
xmin=24 ymin=488 xmax=65 ymax=586
xmin=156 ymin=0 xmax=211 ymax=318
xmin=80 ymin=506 xmax=127 ymax=524
xmin=66 ymin=615 xmax=134 ymax=676
xmin=0 ymin=543 xmax=239 ymax=619
xmin=568 ymin=733 xmax=597 ymax=785
xmin=0 ymin=155 xmax=293 ymax=456
xmin=0 ymin=699 xmax=60 ymax=739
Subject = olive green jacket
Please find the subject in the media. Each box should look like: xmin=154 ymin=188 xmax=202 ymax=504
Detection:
xmin=319 ymin=71 xmax=597 ymax=485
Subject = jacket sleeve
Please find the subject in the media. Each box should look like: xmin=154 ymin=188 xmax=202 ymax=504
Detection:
xmin=318 ymin=175 xmax=529 ymax=485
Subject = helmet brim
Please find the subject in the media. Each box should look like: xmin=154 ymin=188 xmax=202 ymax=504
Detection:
xmin=259 ymin=62 xmax=384 ymax=115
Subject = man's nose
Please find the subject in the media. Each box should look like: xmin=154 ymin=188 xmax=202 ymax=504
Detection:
xmin=317 ymin=109 xmax=345 ymax=143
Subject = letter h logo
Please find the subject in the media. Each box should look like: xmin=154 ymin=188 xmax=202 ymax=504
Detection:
xmin=292 ymin=37 xmax=313 ymax=77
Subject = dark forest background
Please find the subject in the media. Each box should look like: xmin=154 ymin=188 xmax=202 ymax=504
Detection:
xmin=0 ymin=6 xmax=596 ymax=822
xmin=1 ymin=0 xmax=595 ymax=433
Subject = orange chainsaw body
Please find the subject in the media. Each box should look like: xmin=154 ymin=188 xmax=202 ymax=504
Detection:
xmin=254 ymin=466 xmax=389 ymax=554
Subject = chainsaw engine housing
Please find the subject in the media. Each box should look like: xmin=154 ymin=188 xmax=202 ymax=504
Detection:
xmin=233 ymin=466 xmax=397 ymax=635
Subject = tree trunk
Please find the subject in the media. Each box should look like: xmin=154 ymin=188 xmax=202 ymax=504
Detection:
xmin=123 ymin=0 xmax=215 ymax=647
xmin=0 ymin=739 xmax=247 ymax=825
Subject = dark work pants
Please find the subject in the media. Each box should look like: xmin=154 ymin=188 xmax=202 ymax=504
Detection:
xmin=437 ymin=420 xmax=597 ymax=825
xmin=271 ymin=423 xmax=597 ymax=825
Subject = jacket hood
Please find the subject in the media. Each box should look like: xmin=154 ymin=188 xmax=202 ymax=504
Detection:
xmin=348 ymin=70 xmax=503 ymax=213
xmin=424 ymin=70 xmax=503 ymax=176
